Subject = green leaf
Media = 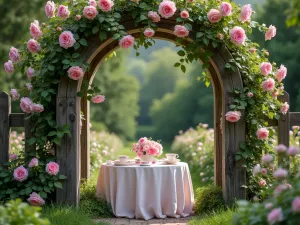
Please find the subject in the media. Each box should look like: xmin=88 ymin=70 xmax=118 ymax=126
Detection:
xmin=54 ymin=182 xmax=63 ymax=189
xmin=53 ymin=138 xmax=61 ymax=146
xmin=177 ymin=50 xmax=185 ymax=57
xmin=112 ymin=33 xmax=121 ymax=40
xmin=48 ymin=65 xmax=55 ymax=71
xmin=174 ymin=62 xmax=181 ymax=67
xmin=39 ymin=191 xmax=47 ymax=198
xmin=92 ymin=26 xmax=99 ymax=34
xmin=48 ymin=131 xmax=57 ymax=137
xmin=99 ymin=32 xmax=107 ymax=41
xmin=79 ymin=39 xmax=88 ymax=46
xmin=25 ymin=187 xmax=32 ymax=195
xmin=99 ymin=17 xmax=105 ymax=23
xmin=59 ymin=175 xmax=67 ymax=180
xmin=181 ymin=65 xmax=186 ymax=73
xmin=62 ymin=59 xmax=70 ymax=65
xmin=74 ymin=42 xmax=81 ymax=50
xmin=72 ymin=53 xmax=81 ymax=59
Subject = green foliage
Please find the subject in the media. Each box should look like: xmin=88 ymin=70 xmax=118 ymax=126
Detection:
xmin=286 ymin=0 xmax=300 ymax=27
xmin=0 ymin=199 xmax=49 ymax=225
xmin=189 ymin=210 xmax=234 ymax=225
xmin=194 ymin=185 xmax=225 ymax=215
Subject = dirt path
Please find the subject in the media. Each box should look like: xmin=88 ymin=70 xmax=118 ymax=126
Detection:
xmin=95 ymin=217 xmax=192 ymax=225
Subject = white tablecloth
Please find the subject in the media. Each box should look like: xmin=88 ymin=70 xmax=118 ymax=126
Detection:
xmin=96 ymin=162 xmax=194 ymax=220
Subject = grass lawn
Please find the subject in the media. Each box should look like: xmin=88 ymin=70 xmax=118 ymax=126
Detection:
xmin=189 ymin=210 xmax=234 ymax=225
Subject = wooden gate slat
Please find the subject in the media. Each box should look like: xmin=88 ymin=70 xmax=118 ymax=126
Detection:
xmin=0 ymin=92 xmax=10 ymax=165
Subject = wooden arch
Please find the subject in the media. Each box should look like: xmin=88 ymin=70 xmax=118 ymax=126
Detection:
xmin=56 ymin=15 xmax=246 ymax=205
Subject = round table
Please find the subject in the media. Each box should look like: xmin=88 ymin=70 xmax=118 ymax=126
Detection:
xmin=96 ymin=162 xmax=194 ymax=220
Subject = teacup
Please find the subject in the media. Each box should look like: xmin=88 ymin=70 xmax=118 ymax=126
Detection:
xmin=119 ymin=155 xmax=129 ymax=163
xmin=135 ymin=158 xmax=141 ymax=164
xmin=141 ymin=161 xmax=151 ymax=165
xmin=106 ymin=160 xmax=113 ymax=165
xmin=166 ymin=153 xmax=179 ymax=161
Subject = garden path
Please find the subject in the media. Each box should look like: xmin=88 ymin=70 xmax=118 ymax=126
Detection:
xmin=94 ymin=217 xmax=192 ymax=225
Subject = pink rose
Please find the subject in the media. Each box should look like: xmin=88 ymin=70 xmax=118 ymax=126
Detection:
xmin=20 ymin=97 xmax=33 ymax=113
xmin=265 ymin=203 xmax=273 ymax=209
xmin=148 ymin=147 xmax=158 ymax=156
xmin=174 ymin=25 xmax=189 ymax=38
xmin=217 ymin=33 xmax=224 ymax=40
xmin=240 ymin=4 xmax=252 ymax=22
xmin=158 ymin=0 xmax=177 ymax=19
xmin=247 ymin=92 xmax=253 ymax=97
xmin=30 ymin=20 xmax=42 ymax=40
xmin=260 ymin=62 xmax=272 ymax=76
xmin=9 ymin=47 xmax=21 ymax=63
xmin=261 ymin=78 xmax=275 ymax=92
xmin=261 ymin=168 xmax=268 ymax=176
xmin=46 ymin=162 xmax=60 ymax=175
xmin=253 ymin=164 xmax=261 ymax=176
xmin=27 ymin=39 xmax=41 ymax=53
xmin=9 ymin=153 xmax=18 ymax=160
xmin=138 ymin=137 xmax=148 ymax=145
xmin=14 ymin=166 xmax=28 ymax=182
xmin=207 ymin=9 xmax=222 ymax=23
xmin=26 ymin=83 xmax=33 ymax=91
xmin=91 ymin=95 xmax=105 ymax=103
xmin=45 ymin=1 xmax=56 ymax=18
xmin=276 ymin=144 xmax=287 ymax=154
xmin=98 ymin=0 xmax=114 ymax=12
xmin=67 ymin=66 xmax=84 ymax=80
xmin=57 ymin=5 xmax=70 ymax=20
xmin=28 ymin=158 xmax=39 ymax=167
xmin=187 ymin=0 xmax=194 ymax=2
xmin=83 ymin=6 xmax=98 ymax=20
xmin=292 ymin=197 xmax=300 ymax=213
xmin=268 ymin=208 xmax=283 ymax=224
xmin=280 ymin=102 xmax=289 ymax=114
xmin=4 ymin=60 xmax=14 ymax=74
xmin=229 ymin=26 xmax=246 ymax=45
xmin=288 ymin=146 xmax=299 ymax=156
xmin=148 ymin=11 xmax=160 ymax=23
xmin=144 ymin=28 xmax=155 ymax=38
xmin=10 ymin=89 xmax=20 ymax=101
xmin=275 ymin=65 xmax=287 ymax=82
xmin=272 ymin=90 xmax=279 ymax=99
xmin=259 ymin=179 xmax=266 ymax=187
xmin=265 ymin=25 xmax=276 ymax=41
xmin=219 ymin=2 xmax=232 ymax=16
xmin=90 ymin=0 xmax=97 ymax=7
xmin=273 ymin=168 xmax=288 ymax=180
xmin=57 ymin=26 xmax=62 ymax=32
xmin=27 ymin=192 xmax=45 ymax=206
xmin=119 ymin=35 xmax=135 ymax=48
xmin=225 ymin=111 xmax=241 ymax=122
xmin=250 ymin=48 xmax=256 ymax=53
xmin=256 ymin=128 xmax=269 ymax=140
xmin=274 ymin=184 xmax=290 ymax=196
xmin=27 ymin=67 xmax=35 ymax=79
xmin=59 ymin=31 xmax=76 ymax=49
xmin=31 ymin=103 xmax=44 ymax=113
xmin=75 ymin=15 xmax=82 ymax=21
xmin=262 ymin=154 xmax=273 ymax=164
xmin=180 ymin=10 xmax=189 ymax=19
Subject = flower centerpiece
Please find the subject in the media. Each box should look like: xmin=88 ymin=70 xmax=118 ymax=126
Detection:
xmin=132 ymin=137 xmax=163 ymax=162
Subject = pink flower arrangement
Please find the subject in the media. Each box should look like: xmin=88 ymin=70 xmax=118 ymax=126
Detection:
xmin=207 ymin=9 xmax=222 ymax=23
xmin=67 ymin=66 xmax=84 ymax=80
xmin=59 ymin=31 xmax=76 ymax=49
xmin=180 ymin=10 xmax=189 ymax=19
xmin=256 ymin=128 xmax=269 ymax=140
xmin=27 ymin=192 xmax=45 ymax=206
xmin=9 ymin=47 xmax=21 ymax=63
xmin=219 ymin=2 xmax=232 ymax=16
xmin=119 ymin=35 xmax=135 ymax=48
xmin=261 ymin=78 xmax=275 ymax=92
xmin=148 ymin=11 xmax=160 ymax=23
xmin=260 ymin=62 xmax=272 ymax=76
xmin=144 ymin=28 xmax=155 ymax=38
xmin=10 ymin=89 xmax=20 ymax=101
xmin=225 ymin=111 xmax=241 ymax=122
xmin=275 ymin=65 xmax=287 ymax=82
xmin=158 ymin=0 xmax=176 ymax=19
xmin=46 ymin=162 xmax=60 ymax=175
xmin=268 ymin=208 xmax=283 ymax=224
xmin=229 ymin=26 xmax=246 ymax=45
xmin=4 ymin=60 xmax=14 ymax=74
xmin=20 ymin=97 xmax=33 ymax=113
xmin=91 ymin=95 xmax=105 ymax=103
xmin=83 ymin=6 xmax=98 ymax=20
xmin=98 ymin=0 xmax=114 ymax=12
xmin=29 ymin=158 xmax=39 ymax=167
xmin=174 ymin=25 xmax=189 ymax=38
xmin=57 ymin=5 xmax=70 ymax=20
xmin=265 ymin=25 xmax=276 ymax=41
xmin=273 ymin=168 xmax=288 ymax=180
xmin=292 ymin=197 xmax=300 ymax=213
xmin=240 ymin=4 xmax=252 ymax=23
xmin=132 ymin=137 xmax=163 ymax=157
xmin=280 ymin=102 xmax=289 ymax=114
xmin=27 ymin=67 xmax=35 ymax=79
xmin=45 ymin=1 xmax=56 ymax=18
xmin=14 ymin=166 xmax=28 ymax=182
xmin=27 ymin=39 xmax=41 ymax=53
xmin=30 ymin=20 xmax=42 ymax=40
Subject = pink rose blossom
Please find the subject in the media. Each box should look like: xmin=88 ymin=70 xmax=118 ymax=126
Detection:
xmin=90 ymin=0 xmax=97 ymax=7
xmin=27 ymin=39 xmax=41 ymax=53
xmin=207 ymin=9 xmax=222 ymax=23
xmin=272 ymin=90 xmax=279 ymax=99
xmin=174 ymin=25 xmax=189 ymax=38
xmin=259 ymin=179 xmax=266 ymax=187
xmin=158 ymin=0 xmax=177 ymax=19
xmin=98 ymin=0 xmax=114 ymax=12
xmin=280 ymin=102 xmax=289 ymax=114
xmin=139 ymin=137 xmax=148 ymax=145
xmin=144 ymin=28 xmax=155 ymax=38
xmin=288 ymin=146 xmax=299 ymax=156
xmin=59 ymin=31 xmax=76 ymax=49
xmin=9 ymin=47 xmax=21 ymax=63
xmin=260 ymin=62 xmax=272 ymax=76
xmin=4 ymin=60 xmax=14 ymax=74
xmin=20 ymin=97 xmax=33 ymax=113
xmin=148 ymin=11 xmax=160 ymax=23
xmin=91 ymin=95 xmax=105 ymax=103
xmin=10 ymin=89 xmax=20 ymax=101
xmin=180 ymin=10 xmax=189 ymax=19
xmin=229 ymin=26 xmax=246 ymax=45
xmin=265 ymin=203 xmax=273 ymax=209
xmin=265 ymin=25 xmax=276 ymax=41
xmin=247 ymin=92 xmax=253 ymax=97
xmin=250 ymin=48 xmax=256 ymax=53
xmin=219 ymin=2 xmax=232 ymax=16
xmin=57 ymin=5 xmax=70 ymax=20
xmin=14 ymin=166 xmax=28 ymax=182
xmin=46 ymin=162 xmax=60 ymax=175
xmin=273 ymin=168 xmax=288 ymax=180
xmin=27 ymin=192 xmax=45 ymax=206
xmin=26 ymin=83 xmax=33 ymax=91
xmin=30 ymin=20 xmax=42 ymax=40
xmin=56 ymin=26 xmax=62 ymax=32
xmin=261 ymin=168 xmax=268 ymax=176
xmin=268 ymin=208 xmax=283 ymax=224
xmin=27 ymin=67 xmax=35 ymax=79
xmin=45 ymin=1 xmax=56 ymax=18
xmin=217 ymin=33 xmax=224 ymax=40
xmin=261 ymin=154 xmax=273 ymax=164
xmin=187 ymin=0 xmax=194 ymax=2
xmin=276 ymin=144 xmax=287 ymax=154
xmin=261 ymin=78 xmax=275 ymax=92
xmin=83 ymin=6 xmax=98 ymax=20
xmin=75 ymin=15 xmax=82 ymax=21
xmin=292 ymin=197 xmax=300 ymax=213
xmin=240 ymin=4 xmax=252 ymax=22
xmin=274 ymin=183 xmax=290 ymax=196
xmin=253 ymin=164 xmax=261 ymax=176
xmin=28 ymin=158 xmax=39 ymax=167
xmin=225 ymin=111 xmax=241 ymax=122
xmin=119 ymin=35 xmax=135 ymax=48
xmin=9 ymin=153 xmax=18 ymax=160
xmin=31 ymin=103 xmax=44 ymax=113
xmin=67 ymin=66 xmax=84 ymax=80
xmin=257 ymin=128 xmax=269 ymax=140
xmin=275 ymin=65 xmax=287 ymax=82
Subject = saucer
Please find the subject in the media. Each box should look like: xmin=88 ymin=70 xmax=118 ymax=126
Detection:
xmin=114 ymin=160 xmax=135 ymax=166
xmin=165 ymin=159 xmax=180 ymax=164
xmin=140 ymin=164 xmax=151 ymax=166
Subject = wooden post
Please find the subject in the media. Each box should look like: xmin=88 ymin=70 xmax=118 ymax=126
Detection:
xmin=80 ymin=98 xmax=90 ymax=180
xmin=0 ymin=92 xmax=10 ymax=165
xmin=24 ymin=114 xmax=35 ymax=161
